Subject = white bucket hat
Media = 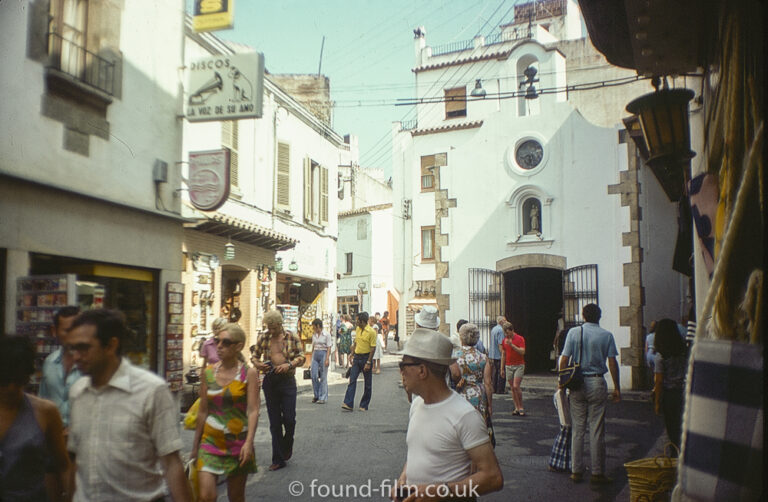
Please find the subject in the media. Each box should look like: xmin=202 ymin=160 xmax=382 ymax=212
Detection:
xmin=403 ymin=328 xmax=456 ymax=366
xmin=414 ymin=305 xmax=439 ymax=329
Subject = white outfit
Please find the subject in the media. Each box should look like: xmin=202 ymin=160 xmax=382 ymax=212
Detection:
xmin=405 ymin=391 xmax=490 ymax=485
xmin=373 ymin=332 xmax=385 ymax=360
xmin=68 ymin=358 xmax=183 ymax=502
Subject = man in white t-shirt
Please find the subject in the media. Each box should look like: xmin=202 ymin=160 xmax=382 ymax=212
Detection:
xmin=393 ymin=328 xmax=503 ymax=501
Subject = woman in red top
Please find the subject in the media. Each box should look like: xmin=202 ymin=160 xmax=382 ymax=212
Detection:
xmin=500 ymin=322 xmax=526 ymax=416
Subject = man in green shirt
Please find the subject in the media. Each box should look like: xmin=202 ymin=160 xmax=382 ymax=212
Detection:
xmin=342 ymin=312 xmax=377 ymax=411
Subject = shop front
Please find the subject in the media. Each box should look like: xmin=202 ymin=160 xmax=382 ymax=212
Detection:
xmin=275 ymin=273 xmax=329 ymax=358
xmin=1 ymin=177 xmax=185 ymax=386
xmin=183 ymin=213 xmax=296 ymax=377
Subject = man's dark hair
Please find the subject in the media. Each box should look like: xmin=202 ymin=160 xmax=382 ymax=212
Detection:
xmin=70 ymin=309 xmax=127 ymax=355
xmin=582 ymin=303 xmax=602 ymax=323
xmin=54 ymin=305 xmax=80 ymax=329
xmin=357 ymin=311 xmax=369 ymax=324
xmin=311 ymin=318 xmax=323 ymax=328
xmin=456 ymin=319 xmax=468 ymax=331
xmin=0 ymin=335 xmax=36 ymax=386
xmin=654 ymin=318 xmax=686 ymax=358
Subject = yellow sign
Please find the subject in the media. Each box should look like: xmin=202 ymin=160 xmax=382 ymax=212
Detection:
xmin=193 ymin=0 xmax=234 ymax=33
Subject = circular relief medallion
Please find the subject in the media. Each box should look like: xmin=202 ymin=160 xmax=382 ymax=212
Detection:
xmin=515 ymin=140 xmax=544 ymax=170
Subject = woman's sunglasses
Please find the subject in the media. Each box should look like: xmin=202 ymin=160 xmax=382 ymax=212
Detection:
xmin=214 ymin=337 xmax=237 ymax=347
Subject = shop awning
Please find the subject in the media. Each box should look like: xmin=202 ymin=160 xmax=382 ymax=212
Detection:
xmin=187 ymin=213 xmax=297 ymax=251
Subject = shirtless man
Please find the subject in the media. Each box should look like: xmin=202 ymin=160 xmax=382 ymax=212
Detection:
xmin=250 ymin=310 xmax=306 ymax=471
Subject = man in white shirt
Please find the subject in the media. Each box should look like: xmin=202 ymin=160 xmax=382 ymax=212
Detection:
xmin=67 ymin=309 xmax=191 ymax=502
xmin=394 ymin=328 xmax=503 ymax=501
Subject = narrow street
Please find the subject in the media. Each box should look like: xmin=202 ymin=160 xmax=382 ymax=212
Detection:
xmin=182 ymin=351 xmax=665 ymax=501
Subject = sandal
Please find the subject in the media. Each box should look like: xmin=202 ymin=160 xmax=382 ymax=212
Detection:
xmin=518 ymin=410 xmax=526 ymax=416
xmin=512 ymin=410 xmax=520 ymax=416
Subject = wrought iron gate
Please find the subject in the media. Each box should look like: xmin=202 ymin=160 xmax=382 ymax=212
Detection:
xmin=562 ymin=264 xmax=599 ymax=330
xmin=468 ymin=268 xmax=503 ymax=349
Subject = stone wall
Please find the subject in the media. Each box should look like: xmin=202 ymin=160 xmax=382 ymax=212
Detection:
xmin=269 ymin=74 xmax=332 ymax=126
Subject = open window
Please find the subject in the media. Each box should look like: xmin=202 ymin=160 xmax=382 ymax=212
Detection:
xmin=420 ymin=153 xmax=447 ymax=193
xmin=444 ymin=86 xmax=467 ymax=119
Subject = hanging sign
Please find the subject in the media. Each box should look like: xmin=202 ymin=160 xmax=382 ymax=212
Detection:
xmin=193 ymin=0 xmax=234 ymax=33
xmin=188 ymin=149 xmax=230 ymax=211
xmin=186 ymin=53 xmax=264 ymax=122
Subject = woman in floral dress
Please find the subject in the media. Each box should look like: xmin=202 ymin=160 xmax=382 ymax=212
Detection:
xmin=449 ymin=323 xmax=494 ymax=444
xmin=337 ymin=315 xmax=353 ymax=368
xmin=191 ymin=323 xmax=260 ymax=502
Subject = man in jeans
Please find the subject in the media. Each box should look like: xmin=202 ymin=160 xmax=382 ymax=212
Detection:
xmin=558 ymin=303 xmax=620 ymax=485
xmin=250 ymin=310 xmax=306 ymax=471
xmin=488 ymin=316 xmax=506 ymax=394
xmin=342 ymin=311 xmax=377 ymax=411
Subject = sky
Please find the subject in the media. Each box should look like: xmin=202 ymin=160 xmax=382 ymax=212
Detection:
xmin=187 ymin=1 xmax=522 ymax=177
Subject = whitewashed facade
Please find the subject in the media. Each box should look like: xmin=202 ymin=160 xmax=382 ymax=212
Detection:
xmin=0 ymin=0 xmax=186 ymax=373
xmin=182 ymin=24 xmax=349 ymax=370
xmin=336 ymin=166 xmax=393 ymax=317
xmin=392 ymin=1 xmax=688 ymax=387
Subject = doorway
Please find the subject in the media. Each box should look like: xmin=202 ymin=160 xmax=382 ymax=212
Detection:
xmin=503 ymin=267 xmax=563 ymax=373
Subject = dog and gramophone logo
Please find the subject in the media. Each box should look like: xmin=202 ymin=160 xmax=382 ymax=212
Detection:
xmin=185 ymin=53 xmax=264 ymax=122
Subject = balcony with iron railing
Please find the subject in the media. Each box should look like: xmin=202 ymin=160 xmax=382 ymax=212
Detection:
xmin=47 ymin=32 xmax=116 ymax=97
xmin=429 ymin=27 xmax=533 ymax=58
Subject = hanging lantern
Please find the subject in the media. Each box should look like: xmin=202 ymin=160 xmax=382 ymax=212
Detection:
xmin=626 ymin=80 xmax=695 ymax=201
xmin=288 ymin=259 xmax=298 ymax=271
xmin=224 ymin=239 xmax=235 ymax=260
xmin=275 ymin=257 xmax=283 ymax=271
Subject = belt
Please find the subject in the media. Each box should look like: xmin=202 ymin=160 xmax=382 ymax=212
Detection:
xmin=583 ymin=373 xmax=603 ymax=377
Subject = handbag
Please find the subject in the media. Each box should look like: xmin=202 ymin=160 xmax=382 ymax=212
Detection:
xmin=303 ymin=368 xmax=312 ymax=380
xmin=558 ymin=327 xmax=584 ymax=391
xmin=183 ymin=398 xmax=200 ymax=430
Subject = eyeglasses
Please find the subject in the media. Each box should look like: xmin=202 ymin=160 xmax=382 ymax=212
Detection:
xmin=398 ymin=361 xmax=422 ymax=371
xmin=214 ymin=337 xmax=237 ymax=348
xmin=64 ymin=343 xmax=93 ymax=353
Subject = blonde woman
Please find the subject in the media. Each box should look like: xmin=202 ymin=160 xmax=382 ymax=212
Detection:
xmin=191 ymin=323 xmax=260 ymax=502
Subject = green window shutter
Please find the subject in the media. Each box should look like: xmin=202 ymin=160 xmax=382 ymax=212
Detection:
xmin=276 ymin=142 xmax=290 ymax=209
xmin=320 ymin=166 xmax=329 ymax=225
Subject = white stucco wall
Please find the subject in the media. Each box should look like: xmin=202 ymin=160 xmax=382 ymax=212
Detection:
xmin=183 ymin=32 xmax=344 ymax=318
xmin=0 ymin=0 xmax=184 ymax=214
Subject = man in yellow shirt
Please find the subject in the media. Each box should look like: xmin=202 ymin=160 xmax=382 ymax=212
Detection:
xmin=342 ymin=312 xmax=377 ymax=411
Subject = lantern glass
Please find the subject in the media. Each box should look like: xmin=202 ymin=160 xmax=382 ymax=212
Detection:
xmin=288 ymin=259 xmax=298 ymax=271
xmin=275 ymin=257 xmax=283 ymax=271
xmin=626 ymin=88 xmax=695 ymax=166
xmin=224 ymin=242 xmax=235 ymax=260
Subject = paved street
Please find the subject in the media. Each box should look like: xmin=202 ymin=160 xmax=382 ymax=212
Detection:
xmin=182 ymin=351 xmax=666 ymax=501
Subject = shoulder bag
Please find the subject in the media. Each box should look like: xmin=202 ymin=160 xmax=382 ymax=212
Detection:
xmin=558 ymin=327 xmax=584 ymax=391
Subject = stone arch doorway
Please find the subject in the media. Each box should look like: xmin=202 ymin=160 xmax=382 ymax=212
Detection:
xmin=497 ymin=254 xmax=565 ymax=374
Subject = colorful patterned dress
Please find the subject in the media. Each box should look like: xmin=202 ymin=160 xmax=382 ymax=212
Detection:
xmin=337 ymin=323 xmax=352 ymax=355
xmin=198 ymin=363 xmax=257 ymax=476
xmin=455 ymin=347 xmax=490 ymax=425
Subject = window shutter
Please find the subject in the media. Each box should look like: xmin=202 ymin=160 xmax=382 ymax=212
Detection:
xmin=276 ymin=142 xmax=290 ymax=209
xmin=222 ymin=121 xmax=239 ymax=187
xmin=303 ymin=156 xmax=312 ymax=222
xmin=444 ymin=87 xmax=467 ymax=118
xmin=320 ymin=166 xmax=329 ymax=225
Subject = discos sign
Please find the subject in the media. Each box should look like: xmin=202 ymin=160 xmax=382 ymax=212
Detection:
xmin=188 ymin=149 xmax=230 ymax=211
xmin=185 ymin=53 xmax=264 ymax=122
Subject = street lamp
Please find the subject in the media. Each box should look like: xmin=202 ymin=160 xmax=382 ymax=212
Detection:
xmin=626 ymin=77 xmax=695 ymax=201
xmin=470 ymin=79 xmax=486 ymax=98
xmin=224 ymin=238 xmax=235 ymax=260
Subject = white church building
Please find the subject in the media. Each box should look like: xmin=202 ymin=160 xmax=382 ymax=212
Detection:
xmin=392 ymin=0 xmax=691 ymax=388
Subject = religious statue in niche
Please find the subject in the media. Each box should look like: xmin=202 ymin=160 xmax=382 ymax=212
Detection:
xmin=524 ymin=198 xmax=542 ymax=235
